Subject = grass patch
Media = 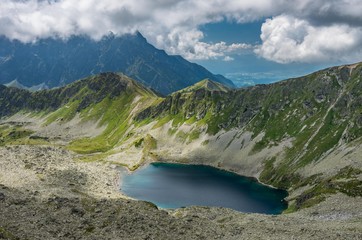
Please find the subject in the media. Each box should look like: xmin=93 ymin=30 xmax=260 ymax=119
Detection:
xmin=292 ymin=167 xmax=362 ymax=210
xmin=143 ymin=134 xmax=157 ymax=151
xmin=0 ymin=227 xmax=17 ymax=240
xmin=44 ymin=100 xmax=81 ymax=125
xmin=76 ymin=152 xmax=109 ymax=163
xmin=68 ymin=93 xmax=135 ymax=154
xmin=175 ymin=131 xmax=188 ymax=142
xmin=167 ymin=128 xmax=177 ymax=136
xmin=187 ymin=130 xmax=201 ymax=142
xmin=0 ymin=126 xmax=36 ymax=146
xmin=152 ymin=115 xmax=173 ymax=129
xmin=336 ymin=180 xmax=362 ymax=197
xmin=298 ymin=110 xmax=347 ymax=167
xmin=259 ymin=156 xmax=305 ymax=190
xmin=295 ymin=182 xmax=335 ymax=209
xmin=283 ymin=202 xmax=297 ymax=214
xmin=134 ymin=138 xmax=144 ymax=148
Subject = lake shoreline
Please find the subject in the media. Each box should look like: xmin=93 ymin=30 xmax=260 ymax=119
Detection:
xmin=1 ymin=145 xmax=361 ymax=239
xmin=121 ymin=162 xmax=288 ymax=214
xmin=120 ymin=160 xmax=289 ymax=210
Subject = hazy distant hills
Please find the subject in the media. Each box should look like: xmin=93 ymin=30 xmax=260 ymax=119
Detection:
xmin=4 ymin=80 xmax=49 ymax=92
xmin=0 ymin=32 xmax=234 ymax=95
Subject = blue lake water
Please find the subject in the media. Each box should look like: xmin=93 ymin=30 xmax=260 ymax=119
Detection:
xmin=121 ymin=163 xmax=288 ymax=214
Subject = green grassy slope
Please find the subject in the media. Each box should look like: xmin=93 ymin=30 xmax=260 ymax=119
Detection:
xmin=0 ymin=72 xmax=160 ymax=153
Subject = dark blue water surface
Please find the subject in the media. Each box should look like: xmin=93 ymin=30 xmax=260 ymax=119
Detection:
xmin=121 ymin=163 xmax=288 ymax=214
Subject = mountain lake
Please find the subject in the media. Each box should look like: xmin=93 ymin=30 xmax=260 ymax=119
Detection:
xmin=121 ymin=163 xmax=288 ymax=214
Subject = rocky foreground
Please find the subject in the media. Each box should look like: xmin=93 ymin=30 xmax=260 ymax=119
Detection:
xmin=0 ymin=145 xmax=361 ymax=240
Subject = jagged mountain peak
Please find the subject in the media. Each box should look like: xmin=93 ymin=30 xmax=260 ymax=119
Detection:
xmin=0 ymin=33 xmax=234 ymax=95
xmin=4 ymin=79 xmax=27 ymax=90
xmin=193 ymin=79 xmax=230 ymax=92
xmin=28 ymin=82 xmax=49 ymax=92
xmin=4 ymin=79 xmax=49 ymax=92
xmin=177 ymin=78 xmax=230 ymax=94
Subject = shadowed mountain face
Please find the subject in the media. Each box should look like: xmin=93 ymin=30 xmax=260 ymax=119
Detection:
xmin=0 ymin=32 xmax=234 ymax=95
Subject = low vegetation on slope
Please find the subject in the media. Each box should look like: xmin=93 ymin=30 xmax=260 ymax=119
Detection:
xmin=0 ymin=72 xmax=160 ymax=153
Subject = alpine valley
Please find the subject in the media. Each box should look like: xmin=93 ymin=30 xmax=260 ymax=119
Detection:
xmin=0 ymin=57 xmax=362 ymax=239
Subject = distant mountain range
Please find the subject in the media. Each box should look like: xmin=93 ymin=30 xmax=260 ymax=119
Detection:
xmin=4 ymin=80 xmax=49 ymax=92
xmin=0 ymin=32 xmax=234 ymax=95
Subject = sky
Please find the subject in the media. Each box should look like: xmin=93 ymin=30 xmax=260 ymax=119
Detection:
xmin=1 ymin=0 xmax=362 ymax=86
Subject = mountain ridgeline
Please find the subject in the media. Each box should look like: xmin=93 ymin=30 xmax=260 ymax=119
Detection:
xmin=0 ymin=72 xmax=157 ymax=117
xmin=138 ymin=63 xmax=362 ymax=139
xmin=0 ymin=32 xmax=234 ymax=95
xmin=0 ymin=63 xmax=361 ymax=212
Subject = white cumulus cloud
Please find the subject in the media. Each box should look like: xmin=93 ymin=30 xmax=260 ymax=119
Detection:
xmin=157 ymin=28 xmax=252 ymax=60
xmin=0 ymin=0 xmax=259 ymax=60
xmin=0 ymin=0 xmax=362 ymax=63
xmin=255 ymin=15 xmax=362 ymax=63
